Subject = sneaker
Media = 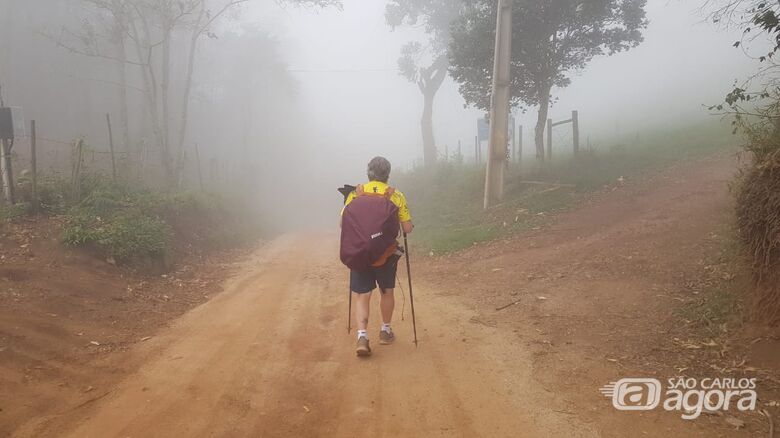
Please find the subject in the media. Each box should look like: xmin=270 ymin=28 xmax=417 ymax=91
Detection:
xmin=356 ymin=337 xmax=371 ymax=356
xmin=379 ymin=330 xmax=395 ymax=345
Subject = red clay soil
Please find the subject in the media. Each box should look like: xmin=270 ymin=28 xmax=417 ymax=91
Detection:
xmin=0 ymin=217 xmax=250 ymax=436
xmin=2 ymin=152 xmax=779 ymax=437
xmin=418 ymin=151 xmax=780 ymax=437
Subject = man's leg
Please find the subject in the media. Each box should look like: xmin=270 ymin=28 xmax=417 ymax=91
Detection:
xmin=350 ymin=269 xmax=375 ymax=356
xmin=354 ymin=291 xmax=372 ymax=333
xmin=378 ymin=287 xmax=396 ymax=345
xmin=379 ymin=288 xmax=395 ymax=326
xmin=353 ymin=291 xmax=373 ymax=356
xmin=376 ymin=257 xmax=399 ymax=345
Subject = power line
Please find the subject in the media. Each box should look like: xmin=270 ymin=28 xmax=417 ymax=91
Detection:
xmin=17 ymin=135 xmax=71 ymax=145
xmin=287 ymin=67 xmax=399 ymax=73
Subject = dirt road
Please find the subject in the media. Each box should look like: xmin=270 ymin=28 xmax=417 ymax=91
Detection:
xmin=17 ymin=233 xmax=594 ymax=437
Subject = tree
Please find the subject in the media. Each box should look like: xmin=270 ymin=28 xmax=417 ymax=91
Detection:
xmin=708 ymin=0 xmax=780 ymax=136
xmin=54 ymin=0 xmax=133 ymax=159
xmin=386 ymin=0 xmax=463 ymax=167
xmin=450 ymin=0 xmax=648 ymax=160
xmin=55 ymin=0 xmax=341 ymax=186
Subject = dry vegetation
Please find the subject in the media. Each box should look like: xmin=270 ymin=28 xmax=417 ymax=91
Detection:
xmin=736 ymin=143 xmax=780 ymax=325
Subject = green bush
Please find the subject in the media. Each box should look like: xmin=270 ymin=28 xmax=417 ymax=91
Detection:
xmin=98 ymin=212 xmax=169 ymax=260
xmin=60 ymin=175 xmax=173 ymax=260
xmin=61 ymin=213 xmax=100 ymax=246
xmin=62 ymin=210 xmax=169 ymax=260
xmin=8 ymin=169 xmax=260 ymax=265
xmin=79 ymin=187 xmax=130 ymax=216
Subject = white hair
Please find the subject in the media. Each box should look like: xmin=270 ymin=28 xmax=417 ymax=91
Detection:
xmin=367 ymin=156 xmax=391 ymax=183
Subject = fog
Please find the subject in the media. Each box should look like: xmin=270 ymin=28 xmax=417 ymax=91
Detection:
xmin=0 ymin=0 xmax=769 ymax=232
xmin=273 ymin=0 xmax=766 ymax=164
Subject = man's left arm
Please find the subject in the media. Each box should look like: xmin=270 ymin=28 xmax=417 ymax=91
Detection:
xmin=397 ymin=192 xmax=414 ymax=234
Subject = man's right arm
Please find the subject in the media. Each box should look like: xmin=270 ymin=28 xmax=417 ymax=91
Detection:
xmin=401 ymin=221 xmax=414 ymax=235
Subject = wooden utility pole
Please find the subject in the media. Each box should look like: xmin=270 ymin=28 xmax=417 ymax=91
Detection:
xmin=30 ymin=120 xmax=37 ymax=212
xmin=572 ymin=110 xmax=580 ymax=155
xmin=106 ymin=113 xmax=117 ymax=182
xmin=483 ymin=0 xmax=512 ymax=209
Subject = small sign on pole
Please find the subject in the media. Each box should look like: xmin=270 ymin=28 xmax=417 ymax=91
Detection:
xmin=477 ymin=117 xmax=489 ymax=142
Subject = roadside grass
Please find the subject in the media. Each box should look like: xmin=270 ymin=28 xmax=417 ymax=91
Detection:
xmin=396 ymin=119 xmax=737 ymax=253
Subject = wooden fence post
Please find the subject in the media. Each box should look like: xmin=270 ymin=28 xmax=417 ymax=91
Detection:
xmin=106 ymin=113 xmax=117 ymax=182
xmin=517 ymin=124 xmax=523 ymax=163
xmin=194 ymin=143 xmax=204 ymax=192
xmin=177 ymin=150 xmax=187 ymax=188
xmin=546 ymin=118 xmax=553 ymax=160
xmin=1 ymin=137 xmax=15 ymax=204
xmin=30 ymin=120 xmax=37 ymax=212
xmin=209 ymin=156 xmax=218 ymax=187
xmin=71 ymin=139 xmax=84 ymax=200
xmin=572 ymin=110 xmax=579 ymax=156
xmin=475 ymin=136 xmax=479 ymax=164
xmin=139 ymin=139 xmax=148 ymax=180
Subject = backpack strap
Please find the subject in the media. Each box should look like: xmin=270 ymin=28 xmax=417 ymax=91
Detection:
xmin=355 ymin=184 xmax=395 ymax=199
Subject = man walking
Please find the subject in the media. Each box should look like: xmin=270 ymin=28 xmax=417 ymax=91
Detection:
xmin=340 ymin=157 xmax=413 ymax=357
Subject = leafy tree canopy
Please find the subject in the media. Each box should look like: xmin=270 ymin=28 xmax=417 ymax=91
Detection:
xmin=708 ymin=1 xmax=780 ymax=111
xmin=386 ymin=0 xmax=462 ymax=84
xmin=385 ymin=0 xmax=463 ymax=166
xmin=449 ymin=0 xmax=648 ymax=112
xmin=386 ymin=0 xmax=460 ymax=49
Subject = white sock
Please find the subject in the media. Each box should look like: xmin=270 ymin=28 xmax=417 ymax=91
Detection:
xmin=357 ymin=329 xmax=368 ymax=340
xmin=381 ymin=323 xmax=392 ymax=333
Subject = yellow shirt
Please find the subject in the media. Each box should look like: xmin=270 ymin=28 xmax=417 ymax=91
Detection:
xmin=343 ymin=181 xmax=412 ymax=223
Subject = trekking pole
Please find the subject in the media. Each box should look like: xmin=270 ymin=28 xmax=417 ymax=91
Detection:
xmin=347 ymin=288 xmax=352 ymax=334
xmin=402 ymin=232 xmax=418 ymax=346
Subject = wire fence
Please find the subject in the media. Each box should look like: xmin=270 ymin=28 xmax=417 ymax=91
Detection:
xmin=9 ymin=134 xmax=131 ymax=180
xmin=3 ymin=129 xmax=244 ymax=198
xmin=552 ymin=124 xmax=573 ymax=153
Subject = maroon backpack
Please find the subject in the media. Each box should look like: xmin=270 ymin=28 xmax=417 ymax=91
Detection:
xmin=340 ymin=185 xmax=400 ymax=271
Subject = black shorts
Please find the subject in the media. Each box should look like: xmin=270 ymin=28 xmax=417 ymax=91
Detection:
xmin=350 ymin=258 xmax=399 ymax=294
